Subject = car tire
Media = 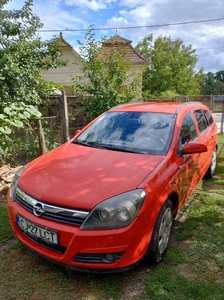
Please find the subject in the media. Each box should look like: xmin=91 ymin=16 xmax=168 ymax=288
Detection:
xmin=145 ymin=199 xmax=174 ymax=265
xmin=203 ymin=149 xmax=217 ymax=179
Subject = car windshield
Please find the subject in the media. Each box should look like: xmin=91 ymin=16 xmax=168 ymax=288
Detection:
xmin=73 ymin=111 xmax=176 ymax=155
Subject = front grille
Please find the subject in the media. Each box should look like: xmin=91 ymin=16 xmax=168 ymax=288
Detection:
xmin=15 ymin=187 xmax=89 ymax=226
xmin=73 ymin=252 xmax=125 ymax=264
xmin=21 ymin=230 xmax=67 ymax=254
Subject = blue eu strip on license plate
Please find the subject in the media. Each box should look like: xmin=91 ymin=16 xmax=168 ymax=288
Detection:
xmin=16 ymin=215 xmax=58 ymax=245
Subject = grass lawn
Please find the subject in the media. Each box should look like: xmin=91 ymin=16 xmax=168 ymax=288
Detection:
xmin=0 ymin=134 xmax=223 ymax=300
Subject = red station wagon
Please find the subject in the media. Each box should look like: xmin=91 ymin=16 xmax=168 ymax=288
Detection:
xmin=7 ymin=102 xmax=218 ymax=273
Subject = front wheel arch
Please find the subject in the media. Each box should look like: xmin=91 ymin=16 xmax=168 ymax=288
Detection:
xmin=144 ymin=198 xmax=174 ymax=265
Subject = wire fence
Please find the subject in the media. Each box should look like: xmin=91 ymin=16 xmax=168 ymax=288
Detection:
xmin=0 ymin=95 xmax=88 ymax=167
xmin=1 ymin=117 xmax=61 ymax=167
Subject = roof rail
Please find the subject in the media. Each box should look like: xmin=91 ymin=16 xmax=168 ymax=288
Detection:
xmin=175 ymin=101 xmax=202 ymax=114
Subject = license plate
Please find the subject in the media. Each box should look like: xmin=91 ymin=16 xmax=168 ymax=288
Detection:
xmin=16 ymin=215 xmax=58 ymax=245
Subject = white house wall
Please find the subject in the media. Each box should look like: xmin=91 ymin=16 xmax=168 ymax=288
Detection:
xmin=41 ymin=48 xmax=83 ymax=86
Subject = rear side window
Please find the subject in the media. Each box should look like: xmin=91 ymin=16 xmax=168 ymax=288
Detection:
xmin=180 ymin=112 xmax=197 ymax=145
xmin=204 ymin=110 xmax=214 ymax=125
xmin=194 ymin=109 xmax=208 ymax=133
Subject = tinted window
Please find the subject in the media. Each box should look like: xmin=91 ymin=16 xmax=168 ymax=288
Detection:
xmin=204 ymin=110 xmax=214 ymax=125
xmin=74 ymin=112 xmax=176 ymax=156
xmin=180 ymin=112 xmax=197 ymax=145
xmin=194 ymin=109 xmax=208 ymax=133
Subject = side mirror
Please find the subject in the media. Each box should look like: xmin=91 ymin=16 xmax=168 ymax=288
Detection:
xmin=182 ymin=142 xmax=207 ymax=155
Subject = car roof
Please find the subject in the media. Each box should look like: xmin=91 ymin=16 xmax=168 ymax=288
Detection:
xmin=110 ymin=101 xmax=207 ymax=114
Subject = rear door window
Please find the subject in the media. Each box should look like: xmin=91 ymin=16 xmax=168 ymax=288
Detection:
xmin=204 ymin=110 xmax=214 ymax=125
xmin=193 ymin=109 xmax=208 ymax=133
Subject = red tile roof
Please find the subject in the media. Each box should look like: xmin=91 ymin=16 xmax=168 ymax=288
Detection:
xmin=100 ymin=35 xmax=149 ymax=65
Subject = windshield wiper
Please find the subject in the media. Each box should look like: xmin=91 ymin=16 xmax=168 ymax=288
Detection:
xmin=100 ymin=144 xmax=145 ymax=154
xmin=72 ymin=140 xmax=94 ymax=147
xmin=72 ymin=140 xmax=107 ymax=149
xmin=72 ymin=140 xmax=146 ymax=154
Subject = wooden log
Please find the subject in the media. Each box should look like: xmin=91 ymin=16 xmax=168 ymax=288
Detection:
xmin=59 ymin=91 xmax=70 ymax=143
xmin=36 ymin=118 xmax=47 ymax=155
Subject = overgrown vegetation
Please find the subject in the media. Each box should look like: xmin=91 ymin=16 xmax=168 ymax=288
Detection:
xmin=0 ymin=135 xmax=223 ymax=299
xmin=0 ymin=0 xmax=64 ymax=162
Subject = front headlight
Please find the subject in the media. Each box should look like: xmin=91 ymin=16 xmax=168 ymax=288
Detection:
xmin=81 ymin=189 xmax=146 ymax=229
xmin=9 ymin=165 xmax=26 ymax=200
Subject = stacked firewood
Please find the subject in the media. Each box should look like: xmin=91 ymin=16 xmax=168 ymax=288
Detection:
xmin=0 ymin=165 xmax=21 ymax=195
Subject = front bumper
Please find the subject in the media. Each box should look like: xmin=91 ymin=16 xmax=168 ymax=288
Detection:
xmin=7 ymin=194 xmax=154 ymax=272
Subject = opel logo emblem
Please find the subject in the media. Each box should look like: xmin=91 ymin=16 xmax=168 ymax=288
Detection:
xmin=33 ymin=202 xmax=44 ymax=217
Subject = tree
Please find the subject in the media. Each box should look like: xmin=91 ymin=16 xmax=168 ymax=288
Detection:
xmin=214 ymin=71 xmax=224 ymax=94
xmin=215 ymin=70 xmax=224 ymax=83
xmin=0 ymin=0 xmax=64 ymax=140
xmin=200 ymin=71 xmax=224 ymax=95
xmin=200 ymin=72 xmax=216 ymax=95
xmin=72 ymin=27 xmax=142 ymax=122
xmin=214 ymin=80 xmax=224 ymax=95
xmin=135 ymin=35 xmax=204 ymax=97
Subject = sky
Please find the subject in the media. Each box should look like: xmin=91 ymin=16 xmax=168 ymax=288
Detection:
xmin=5 ymin=0 xmax=224 ymax=73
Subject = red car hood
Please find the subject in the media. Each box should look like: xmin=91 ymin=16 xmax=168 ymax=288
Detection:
xmin=19 ymin=142 xmax=164 ymax=210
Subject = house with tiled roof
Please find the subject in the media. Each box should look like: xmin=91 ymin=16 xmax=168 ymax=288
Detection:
xmin=41 ymin=33 xmax=83 ymax=86
xmin=99 ymin=35 xmax=149 ymax=95
xmin=41 ymin=34 xmax=149 ymax=95
xmin=100 ymin=35 xmax=148 ymax=66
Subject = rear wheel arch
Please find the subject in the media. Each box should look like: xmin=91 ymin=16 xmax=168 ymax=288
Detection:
xmin=203 ymin=145 xmax=218 ymax=179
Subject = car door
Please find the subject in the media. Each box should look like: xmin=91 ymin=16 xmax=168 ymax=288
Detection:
xmin=193 ymin=109 xmax=217 ymax=175
xmin=175 ymin=111 xmax=201 ymax=206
